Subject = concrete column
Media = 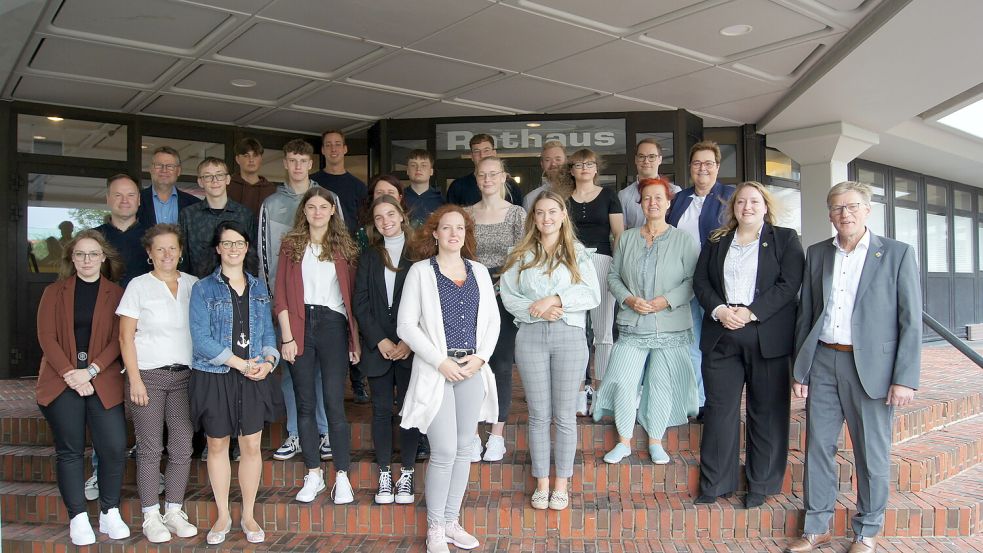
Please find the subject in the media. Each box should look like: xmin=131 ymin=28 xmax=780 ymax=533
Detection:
xmin=766 ymin=122 xmax=879 ymax=247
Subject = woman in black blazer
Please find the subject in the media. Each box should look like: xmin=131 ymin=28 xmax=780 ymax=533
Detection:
xmin=353 ymin=195 xmax=420 ymax=506
xmin=692 ymin=181 xmax=805 ymax=509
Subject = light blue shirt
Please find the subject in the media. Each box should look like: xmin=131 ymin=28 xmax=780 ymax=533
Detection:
xmin=152 ymin=186 xmax=180 ymax=224
xmin=499 ymin=242 xmax=601 ymax=328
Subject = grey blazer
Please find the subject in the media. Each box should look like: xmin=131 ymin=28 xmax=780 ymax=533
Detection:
xmin=792 ymin=231 xmax=922 ymax=399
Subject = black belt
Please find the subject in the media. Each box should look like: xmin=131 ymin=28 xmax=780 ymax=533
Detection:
xmin=727 ymin=303 xmax=748 ymax=308
xmin=447 ymin=348 xmax=476 ymax=359
xmin=154 ymin=364 xmax=190 ymax=372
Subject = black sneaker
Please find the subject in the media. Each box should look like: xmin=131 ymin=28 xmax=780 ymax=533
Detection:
xmin=416 ymin=436 xmax=430 ymax=460
xmin=230 ymin=439 xmax=240 ymax=462
xmin=128 ymin=443 xmax=138 ymax=459
xmin=375 ymin=467 xmax=394 ymax=504
xmin=353 ymin=381 xmax=370 ymax=404
xmin=394 ymin=468 xmax=414 ymax=504
xmin=319 ymin=434 xmax=333 ymax=460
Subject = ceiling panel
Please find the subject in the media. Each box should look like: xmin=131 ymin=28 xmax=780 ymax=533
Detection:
xmin=816 ymin=0 xmax=865 ymax=10
xmin=412 ymin=3 xmax=610 ymax=71
xmin=183 ymin=0 xmax=270 ymax=14
xmin=217 ymin=22 xmax=384 ymax=76
xmin=173 ymin=63 xmax=310 ymax=101
xmin=347 ymin=52 xmax=501 ymax=95
xmin=698 ymin=90 xmax=787 ymax=124
xmin=141 ymin=94 xmax=259 ymax=122
xmin=51 ymin=0 xmax=230 ymax=50
xmin=396 ymin=101 xmax=509 ymax=119
xmin=551 ymin=94 xmax=671 ymax=114
xmin=294 ymin=83 xmax=421 ymax=117
xmin=732 ymin=39 xmax=828 ymax=78
xmin=623 ymin=66 xmax=784 ymax=110
xmin=639 ymin=0 xmax=828 ymax=59
xmin=13 ymin=75 xmax=138 ymax=110
xmin=529 ymin=40 xmax=708 ymax=93
xmin=455 ymin=76 xmax=593 ymax=112
xmin=514 ymin=0 xmax=704 ymax=32
xmin=250 ymin=109 xmax=366 ymax=134
xmin=260 ymin=0 xmax=490 ymax=46
xmin=30 ymin=37 xmax=178 ymax=85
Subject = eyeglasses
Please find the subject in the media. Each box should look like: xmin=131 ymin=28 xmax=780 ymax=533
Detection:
xmin=219 ymin=240 xmax=247 ymax=250
xmin=828 ymin=202 xmax=864 ymax=215
xmin=199 ymin=173 xmax=229 ymax=183
xmin=72 ymin=251 xmax=104 ymax=261
xmin=690 ymin=161 xmax=718 ymax=169
xmin=635 ymin=154 xmax=661 ymax=162
xmin=572 ymin=161 xmax=597 ymax=170
xmin=151 ymin=163 xmax=180 ymax=172
xmin=477 ymin=171 xmax=503 ymax=181
xmin=471 ymin=147 xmax=494 ymax=156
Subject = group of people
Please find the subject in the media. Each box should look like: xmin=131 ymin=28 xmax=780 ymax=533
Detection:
xmin=35 ymin=130 xmax=921 ymax=553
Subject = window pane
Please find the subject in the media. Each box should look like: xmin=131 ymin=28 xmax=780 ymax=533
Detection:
xmin=27 ymin=174 xmax=109 ymax=274
xmin=766 ymin=185 xmax=800 ymax=234
xmin=895 ymin=206 xmax=919 ymax=266
xmin=716 ymin=144 xmax=737 ymax=179
xmin=979 ymin=223 xmax=983 ymax=272
xmin=954 ymin=189 xmax=972 ymax=212
xmin=856 ymin=166 xmax=885 ymax=197
xmin=954 ymin=216 xmax=973 ymax=273
xmin=926 ymin=212 xmax=948 ymax=272
xmin=894 ymin=175 xmax=919 ymax=203
xmin=926 ymin=183 xmax=947 ymax=208
xmin=868 ymin=202 xmax=886 ymax=237
xmin=141 ymin=136 xmax=224 ymax=178
xmin=18 ymin=115 xmax=127 ymax=161
xmin=766 ymin=149 xmax=801 ymax=182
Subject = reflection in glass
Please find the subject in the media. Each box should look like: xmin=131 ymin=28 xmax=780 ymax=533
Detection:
xmin=868 ymin=202 xmax=886 ymax=237
xmin=18 ymin=114 xmax=127 ymax=161
xmin=926 ymin=183 xmax=947 ymax=207
xmin=765 ymin=186 xmax=800 ymax=235
xmin=717 ymin=144 xmax=737 ymax=179
xmin=856 ymin=167 xmax=885 ymax=196
xmin=925 ymin=213 xmax=948 ymax=272
xmin=27 ymin=174 xmax=109 ymax=273
xmin=894 ymin=206 xmax=919 ymax=266
xmin=894 ymin=176 xmax=918 ymax=202
xmin=954 ymin=216 xmax=973 ymax=273
xmin=954 ymin=189 xmax=972 ymax=212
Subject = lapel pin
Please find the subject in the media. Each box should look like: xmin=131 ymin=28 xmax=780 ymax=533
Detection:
xmin=875 ymin=252 xmax=882 ymax=258
xmin=762 ymin=242 xmax=768 ymax=248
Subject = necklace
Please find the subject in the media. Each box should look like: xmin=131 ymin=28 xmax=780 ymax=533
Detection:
xmin=227 ymin=276 xmax=250 ymax=350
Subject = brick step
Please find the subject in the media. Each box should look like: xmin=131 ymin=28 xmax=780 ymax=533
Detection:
xmin=2 ymin=523 xmax=981 ymax=553
xmin=4 ymin=463 xmax=981 ymax=539
xmin=5 ymin=414 xmax=981 ymax=496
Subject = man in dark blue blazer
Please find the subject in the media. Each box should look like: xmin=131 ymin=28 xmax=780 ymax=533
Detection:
xmin=666 ymin=141 xmax=735 ymax=416
xmin=136 ymin=146 xmax=200 ymax=228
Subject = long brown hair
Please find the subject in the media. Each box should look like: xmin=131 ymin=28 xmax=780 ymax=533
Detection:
xmin=501 ymin=191 xmax=583 ymax=283
xmin=281 ymin=187 xmax=359 ymax=263
xmin=60 ymin=229 xmax=124 ymax=282
xmin=358 ymin=174 xmax=406 ymax=225
xmin=709 ymin=181 xmax=780 ymax=243
xmin=408 ymin=204 xmax=476 ymax=261
xmin=366 ymin=196 xmax=412 ymax=272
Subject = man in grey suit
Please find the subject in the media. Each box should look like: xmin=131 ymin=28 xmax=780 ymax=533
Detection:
xmin=785 ymin=181 xmax=921 ymax=553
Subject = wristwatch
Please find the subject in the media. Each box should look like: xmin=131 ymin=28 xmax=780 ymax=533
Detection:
xmin=86 ymin=365 xmax=99 ymax=379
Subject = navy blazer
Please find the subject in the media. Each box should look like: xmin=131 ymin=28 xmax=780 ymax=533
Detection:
xmin=353 ymin=242 xmax=413 ymax=377
xmin=693 ymin=223 xmax=805 ymax=359
xmin=666 ymin=182 xmax=735 ymax=245
xmin=137 ymin=185 xmax=200 ymax=228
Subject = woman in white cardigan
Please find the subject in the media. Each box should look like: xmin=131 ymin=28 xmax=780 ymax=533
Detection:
xmin=397 ymin=204 xmax=500 ymax=553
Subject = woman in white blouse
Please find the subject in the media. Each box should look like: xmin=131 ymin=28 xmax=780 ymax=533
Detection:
xmin=499 ymin=191 xmax=600 ymax=510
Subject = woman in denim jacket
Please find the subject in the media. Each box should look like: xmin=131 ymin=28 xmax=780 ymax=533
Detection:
xmin=189 ymin=220 xmax=282 ymax=545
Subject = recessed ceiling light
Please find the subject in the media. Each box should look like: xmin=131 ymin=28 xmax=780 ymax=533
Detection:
xmin=230 ymin=79 xmax=257 ymax=88
xmin=47 ymin=116 xmax=64 ymax=122
xmin=719 ymin=24 xmax=753 ymax=36
xmin=526 ymin=122 xmax=542 ymax=128
xmin=33 ymin=135 xmax=46 ymax=140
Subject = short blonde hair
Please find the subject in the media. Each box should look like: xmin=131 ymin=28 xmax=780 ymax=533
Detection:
xmin=827 ymin=181 xmax=872 ymax=207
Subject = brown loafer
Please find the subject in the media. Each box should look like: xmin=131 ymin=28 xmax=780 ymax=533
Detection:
xmin=847 ymin=536 xmax=877 ymax=553
xmin=784 ymin=531 xmax=832 ymax=552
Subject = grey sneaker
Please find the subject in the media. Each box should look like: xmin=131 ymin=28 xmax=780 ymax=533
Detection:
xmin=84 ymin=475 xmax=99 ymax=501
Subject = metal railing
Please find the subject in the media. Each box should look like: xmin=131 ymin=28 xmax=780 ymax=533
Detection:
xmin=922 ymin=312 xmax=983 ymax=369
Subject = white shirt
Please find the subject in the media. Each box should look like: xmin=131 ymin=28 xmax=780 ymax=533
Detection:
xmin=523 ymin=180 xmax=550 ymax=212
xmin=116 ymin=272 xmax=198 ymax=370
xmin=676 ymin=194 xmax=705 ymax=245
xmin=383 ymin=233 xmax=405 ymax=307
xmin=723 ymin=231 xmax=760 ymax=306
xmin=301 ymin=244 xmax=346 ymax=317
xmin=818 ymin=229 xmax=871 ymax=345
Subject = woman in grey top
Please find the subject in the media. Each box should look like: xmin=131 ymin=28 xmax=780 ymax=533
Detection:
xmin=464 ymin=156 xmax=525 ymax=463
xmin=593 ymin=178 xmax=700 ymax=465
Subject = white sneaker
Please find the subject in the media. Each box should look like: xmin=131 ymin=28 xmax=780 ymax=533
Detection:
xmin=444 ymin=519 xmax=479 ymax=549
xmin=482 ymin=434 xmax=506 ymax=462
xmin=427 ymin=521 xmax=450 ymax=553
xmin=69 ymin=512 xmax=96 ymax=546
xmin=296 ymin=470 xmax=326 ymax=503
xmin=576 ymin=390 xmax=589 ymax=416
xmin=470 ymin=434 xmax=482 ymax=463
xmin=163 ymin=508 xmax=198 ymax=538
xmin=332 ymin=470 xmax=354 ymax=504
xmin=98 ymin=507 xmax=131 ymax=539
xmin=142 ymin=510 xmax=171 ymax=543
xmin=273 ymin=435 xmax=301 ymax=461
xmin=84 ymin=474 xmax=99 ymax=501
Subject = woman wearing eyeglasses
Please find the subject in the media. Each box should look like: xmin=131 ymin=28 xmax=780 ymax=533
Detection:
xmin=464 ymin=156 xmax=525 ymax=463
xmin=188 ymin=221 xmax=282 ymax=544
xmin=117 ymin=224 xmax=198 ymax=543
xmin=36 ymin=229 xmax=129 ymax=545
xmin=665 ymin=141 xmax=735 ymax=419
xmin=562 ymin=148 xmax=624 ymax=415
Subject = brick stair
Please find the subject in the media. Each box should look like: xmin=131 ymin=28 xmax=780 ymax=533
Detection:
xmin=1 ymin=344 xmax=981 ymax=551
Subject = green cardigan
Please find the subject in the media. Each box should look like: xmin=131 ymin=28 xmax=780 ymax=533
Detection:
xmin=607 ymin=226 xmax=699 ymax=332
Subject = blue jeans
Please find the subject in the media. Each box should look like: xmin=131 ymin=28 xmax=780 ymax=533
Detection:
xmin=281 ymin=361 xmax=328 ymax=436
xmin=690 ymin=297 xmax=706 ymax=407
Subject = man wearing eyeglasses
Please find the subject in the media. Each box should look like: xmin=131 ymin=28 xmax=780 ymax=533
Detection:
xmin=178 ymin=157 xmax=258 ymax=278
xmin=137 ymin=146 xmax=200 ymax=227
xmin=620 ymin=138 xmax=682 ymax=229
xmin=666 ymin=140 xmax=736 ymax=418
xmin=786 ymin=182 xmax=921 ymax=553
xmin=446 ymin=134 xmax=524 ymax=208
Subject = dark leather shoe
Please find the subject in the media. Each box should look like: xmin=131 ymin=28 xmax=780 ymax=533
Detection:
xmin=694 ymin=492 xmax=733 ymax=504
xmin=784 ymin=532 xmax=832 ymax=552
xmin=847 ymin=536 xmax=877 ymax=553
xmin=743 ymin=492 xmax=766 ymax=508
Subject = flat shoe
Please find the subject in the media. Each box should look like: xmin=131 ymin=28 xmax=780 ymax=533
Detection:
xmin=206 ymin=520 xmax=232 ymax=545
xmin=241 ymin=519 xmax=265 ymax=543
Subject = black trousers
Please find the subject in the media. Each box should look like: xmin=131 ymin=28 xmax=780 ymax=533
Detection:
xmin=291 ymin=306 xmax=351 ymax=471
xmin=489 ymin=296 xmax=517 ymax=423
xmin=367 ymin=360 xmax=420 ymax=468
xmin=698 ymin=324 xmax=791 ymax=497
xmin=39 ymin=388 xmax=127 ymax=518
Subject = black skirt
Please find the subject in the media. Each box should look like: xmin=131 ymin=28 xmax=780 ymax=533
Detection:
xmin=189 ymin=367 xmax=285 ymax=438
